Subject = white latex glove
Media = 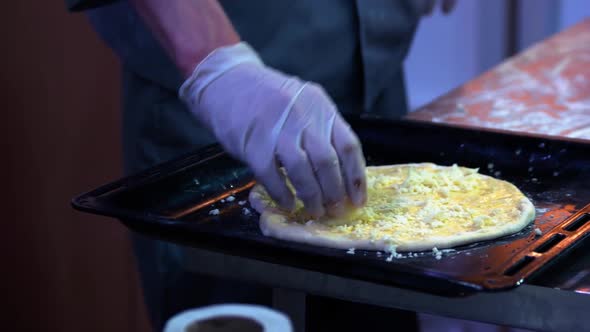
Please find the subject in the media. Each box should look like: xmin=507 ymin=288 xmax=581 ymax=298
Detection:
xmin=419 ymin=0 xmax=457 ymax=15
xmin=180 ymin=42 xmax=367 ymax=217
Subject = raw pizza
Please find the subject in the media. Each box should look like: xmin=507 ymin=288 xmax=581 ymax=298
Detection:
xmin=249 ymin=163 xmax=535 ymax=253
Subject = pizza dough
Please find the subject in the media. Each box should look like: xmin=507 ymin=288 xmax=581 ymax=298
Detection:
xmin=249 ymin=163 xmax=535 ymax=253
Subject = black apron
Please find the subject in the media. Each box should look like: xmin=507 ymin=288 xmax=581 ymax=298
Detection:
xmin=86 ymin=1 xmax=422 ymax=330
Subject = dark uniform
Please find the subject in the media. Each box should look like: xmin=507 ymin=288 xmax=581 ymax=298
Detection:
xmin=66 ymin=0 xmax=423 ymax=330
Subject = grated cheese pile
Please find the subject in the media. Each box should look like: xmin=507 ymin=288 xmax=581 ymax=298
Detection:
xmin=260 ymin=163 xmax=527 ymax=250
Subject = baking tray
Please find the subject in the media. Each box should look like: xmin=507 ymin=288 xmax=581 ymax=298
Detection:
xmin=72 ymin=117 xmax=590 ymax=295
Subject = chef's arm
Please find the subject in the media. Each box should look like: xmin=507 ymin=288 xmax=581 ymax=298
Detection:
xmin=129 ymin=0 xmax=239 ymax=78
xmin=129 ymin=0 xmax=368 ymax=217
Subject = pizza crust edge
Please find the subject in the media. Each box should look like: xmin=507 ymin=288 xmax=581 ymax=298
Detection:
xmin=249 ymin=164 xmax=536 ymax=252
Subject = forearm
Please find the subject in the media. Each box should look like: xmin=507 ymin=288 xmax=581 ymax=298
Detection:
xmin=129 ymin=0 xmax=240 ymax=78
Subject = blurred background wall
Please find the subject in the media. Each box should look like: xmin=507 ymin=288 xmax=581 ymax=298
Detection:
xmin=0 ymin=1 xmax=149 ymax=331
xmin=405 ymin=0 xmax=590 ymax=110
xmin=0 ymin=1 xmax=587 ymax=332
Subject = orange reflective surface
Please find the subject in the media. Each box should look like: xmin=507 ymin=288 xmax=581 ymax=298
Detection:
xmin=408 ymin=19 xmax=590 ymax=141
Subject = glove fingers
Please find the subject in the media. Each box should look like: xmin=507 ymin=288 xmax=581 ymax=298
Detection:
xmin=421 ymin=0 xmax=436 ymax=15
xmin=331 ymin=115 xmax=367 ymax=207
xmin=442 ymin=0 xmax=457 ymax=13
xmin=303 ymin=136 xmax=347 ymax=216
xmin=253 ymin=161 xmax=295 ymax=212
xmin=276 ymin=134 xmax=325 ymax=218
xmin=288 ymin=84 xmax=347 ymax=217
xmin=301 ymin=130 xmax=347 ymax=217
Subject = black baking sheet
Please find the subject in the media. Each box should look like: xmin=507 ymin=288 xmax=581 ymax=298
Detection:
xmin=72 ymin=117 xmax=590 ymax=295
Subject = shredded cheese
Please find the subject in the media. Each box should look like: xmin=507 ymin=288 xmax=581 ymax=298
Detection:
xmin=257 ymin=163 xmax=529 ymax=250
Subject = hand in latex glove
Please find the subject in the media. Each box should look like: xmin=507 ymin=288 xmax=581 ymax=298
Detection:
xmin=418 ymin=0 xmax=457 ymax=15
xmin=180 ymin=43 xmax=367 ymax=217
